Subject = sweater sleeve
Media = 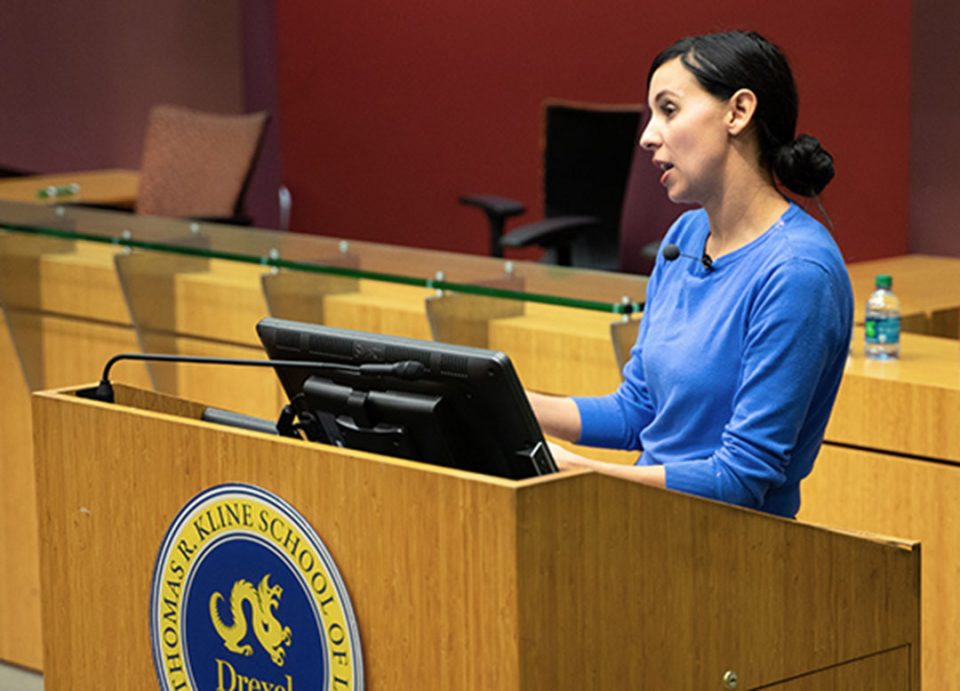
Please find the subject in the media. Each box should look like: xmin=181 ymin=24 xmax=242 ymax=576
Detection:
xmin=664 ymin=260 xmax=846 ymax=508
xmin=572 ymin=293 xmax=656 ymax=451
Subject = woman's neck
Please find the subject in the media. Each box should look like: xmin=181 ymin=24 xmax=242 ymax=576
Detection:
xmin=702 ymin=163 xmax=789 ymax=261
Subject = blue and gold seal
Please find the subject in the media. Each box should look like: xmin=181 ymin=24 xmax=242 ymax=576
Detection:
xmin=150 ymin=484 xmax=364 ymax=690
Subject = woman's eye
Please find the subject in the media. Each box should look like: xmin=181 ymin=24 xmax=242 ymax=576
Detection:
xmin=661 ymin=103 xmax=677 ymax=117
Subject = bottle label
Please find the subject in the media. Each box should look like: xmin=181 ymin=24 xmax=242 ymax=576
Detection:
xmin=865 ymin=316 xmax=900 ymax=344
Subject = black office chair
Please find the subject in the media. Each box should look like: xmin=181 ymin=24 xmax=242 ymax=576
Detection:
xmin=460 ymin=99 xmax=646 ymax=271
xmin=616 ymin=124 xmax=691 ymax=275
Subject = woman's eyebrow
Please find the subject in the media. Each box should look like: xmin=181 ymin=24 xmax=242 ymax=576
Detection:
xmin=653 ymin=89 xmax=679 ymax=103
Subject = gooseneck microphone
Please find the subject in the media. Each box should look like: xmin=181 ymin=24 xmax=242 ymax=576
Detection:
xmin=661 ymin=243 xmax=713 ymax=271
xmin=77 ymin=352 xmax=428 ymax=404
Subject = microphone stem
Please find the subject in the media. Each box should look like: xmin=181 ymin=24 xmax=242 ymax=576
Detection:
xmin=99 ymin=353 xmax=427 ymax=387
xmin=101 ymin=353 xmax=333 ymax=383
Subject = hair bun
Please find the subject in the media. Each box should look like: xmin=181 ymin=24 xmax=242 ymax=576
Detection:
xmin=774 ymin=134 xmax=835 ymax=196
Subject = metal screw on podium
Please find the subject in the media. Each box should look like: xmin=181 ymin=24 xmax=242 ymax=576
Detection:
xmin=268 ymin=248 xmax=280 ymax=275
xmin=432 ymin=270 xmax=445 ymax=297
xmin=55 ymin=205 xmax=66 ymax=217
xmin=504 ymin=260 xmax=514 ymax=275
xmin=339 ymin=240 xmax=349 ymax=255
xmin=190 ymin=222 xmax=201 ymax=235
xmin=621 ymin=295 xmax=631 ymax=323
xmin=121 ymin=229 xmax=133 ymax=255
xmin=723 ymin=670 xmax=739 ymax=689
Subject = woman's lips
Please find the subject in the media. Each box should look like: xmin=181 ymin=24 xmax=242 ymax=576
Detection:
xmin=659 ymin=164 xmax=673 ymax=186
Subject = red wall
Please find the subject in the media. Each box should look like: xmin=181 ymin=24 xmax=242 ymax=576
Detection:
xmin=276 ymin=1 xmax=911 ymax=264
xmin=910 ymin=0 xmax=960 ymax=256
xmin=0 ymin=1 xmax=245 ymax=173
xmin=0 ymin=1 xmax=284 ymax=228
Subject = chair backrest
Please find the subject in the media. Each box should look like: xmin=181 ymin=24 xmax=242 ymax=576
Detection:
xmin=617 ymin=109 xmax=689 ymax=275
xmin=541 ymin=100 xmax=643 ymax=270
xmin=136 ymin=104 xmax=269 ymax=221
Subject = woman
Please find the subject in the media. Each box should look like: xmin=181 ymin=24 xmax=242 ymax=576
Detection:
xmin=529 ymin=31 xmax=853 ymax=518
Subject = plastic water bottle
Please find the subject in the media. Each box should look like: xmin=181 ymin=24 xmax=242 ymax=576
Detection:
xmin=864 ymin=274 xmax=900 ymax=360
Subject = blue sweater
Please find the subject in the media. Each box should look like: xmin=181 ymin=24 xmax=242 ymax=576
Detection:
xmin=574 ymin=204 xmax=852 ymax=517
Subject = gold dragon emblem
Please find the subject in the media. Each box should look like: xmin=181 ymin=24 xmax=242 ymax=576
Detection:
xmin=209 ymin=574 xmax=293 ymax=666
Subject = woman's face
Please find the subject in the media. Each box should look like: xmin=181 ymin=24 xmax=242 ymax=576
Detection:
xmin=639 ymin=57 xmax=734 ymax=206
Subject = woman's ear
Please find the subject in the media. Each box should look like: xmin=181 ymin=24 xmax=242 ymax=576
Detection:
xmin=726 ymin=88 xmax=758 ymax=136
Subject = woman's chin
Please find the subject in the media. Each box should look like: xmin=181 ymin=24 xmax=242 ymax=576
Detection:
xmin=664 ymin=183 xmax=701 ymax=206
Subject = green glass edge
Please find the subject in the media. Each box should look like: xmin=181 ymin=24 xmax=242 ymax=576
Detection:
xmin=0 ymin=221 xmax=643 ymax=315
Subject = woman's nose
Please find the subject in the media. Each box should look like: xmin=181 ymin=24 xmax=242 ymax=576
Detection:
xmin=639 ymin=120 xmax=659 ymax=150
xmin=640 ymin=118 xmax=660 ymax=151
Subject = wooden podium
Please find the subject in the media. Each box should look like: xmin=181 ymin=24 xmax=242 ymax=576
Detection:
xmin=33 ymin=385 xmax=920 ymax=690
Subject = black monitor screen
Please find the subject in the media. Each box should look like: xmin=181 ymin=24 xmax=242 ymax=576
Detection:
xmin=256 ymin=317 xmax=556 ymax=480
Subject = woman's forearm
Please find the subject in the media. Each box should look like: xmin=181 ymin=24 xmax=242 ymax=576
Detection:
xmin=526 ymin=391 xmax=582 ymax=442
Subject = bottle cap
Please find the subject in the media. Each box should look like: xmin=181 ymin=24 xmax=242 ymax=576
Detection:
xmin=875 ymin=274 xmax=892 ymax=289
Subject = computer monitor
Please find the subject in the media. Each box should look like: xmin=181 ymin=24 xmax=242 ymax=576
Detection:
xmin=256 ymin=317 xmax=557 ymax=480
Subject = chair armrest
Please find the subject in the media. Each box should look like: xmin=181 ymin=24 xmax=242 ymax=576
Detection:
xmin=501 ymin=215 xmax=600 ymax=248
xmin=459 ymin=194 xmax=526 ymax=218
xmin=459 ymin=194 xmax=527 ymax=257
xmin=501 ymin=215 xmax=600 ymax=266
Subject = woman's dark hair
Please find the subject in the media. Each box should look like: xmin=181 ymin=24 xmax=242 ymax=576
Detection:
xmin=648 ymin=30 xmax=834 ymax=197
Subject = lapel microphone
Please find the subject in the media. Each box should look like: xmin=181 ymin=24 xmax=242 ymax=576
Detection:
xmin=661 ymin=243 xmax=714 ymax=271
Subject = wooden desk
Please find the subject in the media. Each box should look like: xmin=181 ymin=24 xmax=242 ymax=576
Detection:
xmin=0 ymin=169 xmax=139 ymax=207
xmin=802 ymin=328 xmax=960 ymax=687
xmin=826 ymin=327 xmax=960 ymax=461
xmin=2 ymin=211 xmax=958 ymax=678
xmin=847 ymin=254 xmax=960 ymax=337
xmin=32 ymin=384 xmax=921 ymax=690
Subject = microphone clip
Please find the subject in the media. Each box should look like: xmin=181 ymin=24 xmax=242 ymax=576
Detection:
xmin=662 ymin=243 xmax=714 ymax=272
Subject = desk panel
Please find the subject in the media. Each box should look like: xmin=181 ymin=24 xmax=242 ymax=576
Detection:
xmin=801 ymin=444 xmax=958 ymax=688
xmin=0 ymin=170 xmax=139 ymax=207
xmin=828 ymin=329 xmax=960 ymax=461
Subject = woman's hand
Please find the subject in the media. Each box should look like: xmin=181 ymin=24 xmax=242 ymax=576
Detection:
xmin=547 ymin=441 xmax=667 ymax=488
xmin=547 ymin=441 xmax=599 ymax=471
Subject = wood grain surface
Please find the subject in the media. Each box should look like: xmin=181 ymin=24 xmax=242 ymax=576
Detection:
xmin=33 ymin=387 xmax=919 ymax=689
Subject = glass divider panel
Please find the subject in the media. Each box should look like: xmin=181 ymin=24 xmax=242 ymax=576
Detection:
xmin=262 ymin=265 xmax=360 ymax=325
xmin=425 ymin=276 xmax=526 ymax=349
xmin=0 ymin=202 xmax=649 ymax=314
xmin=115 ymin=247 xmax=280 ymax=418
xmin=0 ymin=232 xmax=77 ymax=390
xmin=115 ymin=249 xmax=211 ymax=393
